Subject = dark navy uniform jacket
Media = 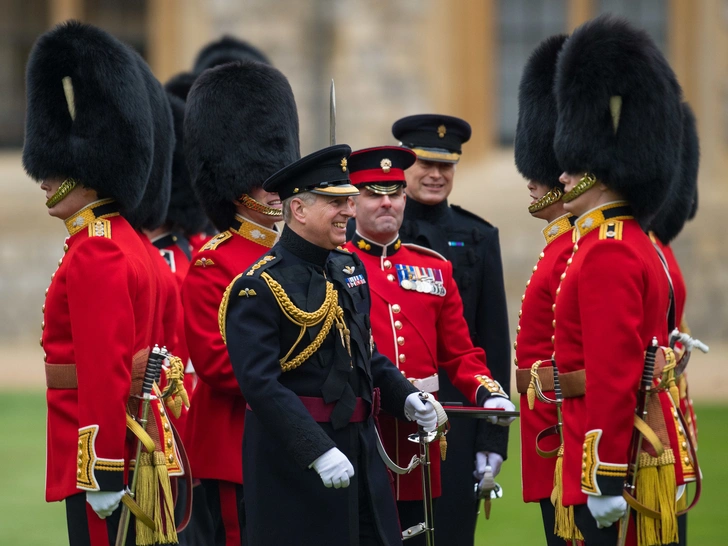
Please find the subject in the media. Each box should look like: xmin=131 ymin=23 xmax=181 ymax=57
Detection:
xmin=225 ymin=226 xmax=416 ymax=546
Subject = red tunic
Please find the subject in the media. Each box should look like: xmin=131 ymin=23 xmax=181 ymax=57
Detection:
xmin=42 ymin=200 xmax=156 ymax=501
xmin=344 ymin=234 xmax=501 ymax=501
xmin=552 ymin=203 xmax=670 ymax=506
xmin=182 ymin=215 xmax=277 ymax=484
xmin=515 ymin=214 xmax=574 ymax=502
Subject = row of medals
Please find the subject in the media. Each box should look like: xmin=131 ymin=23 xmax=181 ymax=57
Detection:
xmin=400 ymin=276 xmax=447 ymax=296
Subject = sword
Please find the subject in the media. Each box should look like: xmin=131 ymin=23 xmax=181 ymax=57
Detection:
xmin=329 ymin=79 xmax=336 ymax=145
xmin=115 ymin=346 xmax=166 ymax=546
xmin=617 ymin=338 xmax=659 ymax=546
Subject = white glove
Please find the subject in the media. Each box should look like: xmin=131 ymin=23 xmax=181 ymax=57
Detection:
xmin=475 ymin=451 xmax=503 ymax=479
xmin=483 ymin=396 xmax=516 ymax=426
xmin=404 ymin=392 xmax=438 ymax=432
xmin=311 ymin=447 xmax=355 ymax=489
xmin=86 ymin=490 xmax=125 ymax=519
xmin=587 ymin=494 xmax=627 ymax=528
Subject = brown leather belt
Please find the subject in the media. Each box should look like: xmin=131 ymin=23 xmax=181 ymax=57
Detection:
xmin=45 ymin=348 xmax=150 ymax=391
xmin=45 ymin=364 xmax=78 ymax=389
xmin=515 ymin=366 xmax=554 ymax=394
xmin=559 ymin=369 xmax=585 ymax=398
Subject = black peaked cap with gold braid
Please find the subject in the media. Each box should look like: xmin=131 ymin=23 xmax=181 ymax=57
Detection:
xmin=515 ymin=34 xmax=569 ymax=189
xmin=185 ymin=61 xmax=300 ymax=231
xmin=650 ymin=103 xmax=700 ymax=244
xmin=126 ymin=52 xmax=174 ymax=231
xmin=553 ymin=14 xmax=683 ymax=223
xmin=392 ymin=114 xmax=471 ymax=164
xmin=23 ymin=21 xmax=153 ymax=212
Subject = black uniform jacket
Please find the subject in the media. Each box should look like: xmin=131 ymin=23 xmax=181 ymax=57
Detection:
xmin=225 ymin=226 xmax=416 ymax=546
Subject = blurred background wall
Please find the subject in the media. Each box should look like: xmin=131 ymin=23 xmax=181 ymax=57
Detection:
xmin=1 ymin=0 xmax=725 ymax=393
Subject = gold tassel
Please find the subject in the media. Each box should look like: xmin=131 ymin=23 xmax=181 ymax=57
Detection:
xmin=439 ymin=435 xmax=447 ymax=461
xmin=635 ymin=453 xmax=678 ymax=546
xmin=153 ymin=451 xmax=178 ymax=544
xmin=552 ymin=447 xmax=584 ymax=541
xmin=135 ymin=452 xmax=158 ymax=546
xmin=527 ymin=381 xmax=536 ymax=410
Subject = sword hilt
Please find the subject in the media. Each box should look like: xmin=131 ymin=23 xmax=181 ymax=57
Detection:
xmin=551 ymin=360 xmax=563 ymax=404
xmin=642 ymin=338 xmax=658 ymax=392
xmin=142 ymin=345 xmax=165 ymax=398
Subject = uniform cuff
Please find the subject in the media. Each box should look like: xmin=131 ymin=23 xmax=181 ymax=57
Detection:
xmin=76 ymin=425 xmax=125 ymax=492
xmin=581 ymin=429 xmax=627 ymax=496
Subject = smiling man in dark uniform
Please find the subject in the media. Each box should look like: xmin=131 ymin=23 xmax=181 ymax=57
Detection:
xmin=222 ymin=144 xmax=442 ymax=546
xmin=393 ymin=114 xmax=511 ymax=544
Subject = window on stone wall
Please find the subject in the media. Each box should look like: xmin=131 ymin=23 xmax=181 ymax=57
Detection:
xmin=0 ymin=0 xmax=49 ymax=148
xmin=596 ymin=0 xmax=667 ymax=53
xmin=497 ymin=0 xmax=567 ymax=145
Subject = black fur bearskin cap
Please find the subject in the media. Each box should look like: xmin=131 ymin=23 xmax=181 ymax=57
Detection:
xmin=184 ymin=61 xmax=300 ymax=231
xmin=650 ymin=103 xmax=700 ymax=244
xmin=193 ymin=36 xmax=270 ymax=74
xmin=125 ymin=52 xmax=174 ymax=230
xmin=23 ymin=20 xmax=153 ymax=211
xmin=514 ymin=34 xmax=569 ymax=189
xmin=165 ymin=92 xmax=208 ymax=235
xmin=553 ymin=14 xmax=683 ymax=222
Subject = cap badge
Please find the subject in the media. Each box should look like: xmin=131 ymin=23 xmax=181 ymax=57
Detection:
xmin=380 ymin=158 xmax=392 ymax=173
xmin=293 ymin=188 xmax=299 ymax=194
xmin=437 ymin=125 xmax=446 ymax=138
xmin=341 ymin=158 xmax=348 ymax=172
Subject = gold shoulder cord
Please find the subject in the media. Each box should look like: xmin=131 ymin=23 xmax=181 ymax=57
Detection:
xmin=260 ymin=272 xmax=351 ymax=372
xmin=218 ymin=273 xmax=245 ymax=345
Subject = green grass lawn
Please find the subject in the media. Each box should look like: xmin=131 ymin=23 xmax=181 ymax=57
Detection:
xmin=1 ymin=392 xmax=725 ymax=545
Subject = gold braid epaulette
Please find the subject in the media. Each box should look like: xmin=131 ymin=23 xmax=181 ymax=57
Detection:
xmin=218 ymin=273 xmax=244 ymax=345
xmin=260 ymin=272 xmax=350 ymax=372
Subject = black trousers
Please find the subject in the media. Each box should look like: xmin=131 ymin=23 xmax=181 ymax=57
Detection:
xmin=65 ymin=492 xmax=135 ymax=546
xmin=397 ymin=499 xmax=439 ymax=546
xmin=201 ymin=479 xmax=245 ymax=546
xmin=539 ymin=498 xmax=570 ymax=546
xmin=176 ymin=480 xmax=215 ymax=546
xmin=574 ymin=503 xmax=679 ymax=546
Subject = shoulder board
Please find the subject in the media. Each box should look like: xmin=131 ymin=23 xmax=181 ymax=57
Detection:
xmin=402 ymin=243 xmax=447 ymax=261
xmin=335 ymin=245 xmax=351 ymax=253
xmin=450 ymin=204 xmax=495 ymax=228
xmin=598 ymin=221 xmax=624 ymax=241
xmin=88 ymin=218 xmax=112 ymax=239
xmin=200 ymin=231 xmax=233 ymax=251
xmin=245 ymin=253 xmax=278 ymax=277
xmin=331 ymin=247 xmax=361 ymax=268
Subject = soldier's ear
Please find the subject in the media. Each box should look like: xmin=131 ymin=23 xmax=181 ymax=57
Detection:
xmin=289 ymin=196 xmax=307 ymax=224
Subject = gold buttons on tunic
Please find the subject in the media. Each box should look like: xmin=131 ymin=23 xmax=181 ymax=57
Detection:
xmin=517 ymin=326 xmax=521 ymax=333
xmin=560 ymin=273 xmax=566 ymax=280
xmin=551 ymin=335 xmax=555 ymax=344
xmin=397 ymin=336 xmax=405 ymax=346
xmin=394 ymin=321 xmax=402 ymax=330
xmin=532 ymin=265 xmax=538 ymax=272
xmin=552 ymin=320 xmax=556 ymax=328
xmin=513 ymin=341 xmax=518 ymax=350
xmin=58 ymin=259 xmax=63 ymax=266
xmin=573 ymin=244 xmax=579 ymax=252
xmin=567 ymin=258 xmax=573 ymax=265
xmin=39 ymin=338 xmax=43 ymax=347
xmin=387 ymin=274 xmax=395 ymax=282
xmin=392 ymin=304 xmax=401 ymax=313
xmin=63 ymin=244 xmax=69 ymax=252
xmin=383 ymin=260 xmax=392 ymax=269
xmin=552 ymin=304 xmax=556 ymax=312
xmin=399 ymin=354 xmax=406 ymax=363
xmin=539 ymin=252 xmax=545 ymax=259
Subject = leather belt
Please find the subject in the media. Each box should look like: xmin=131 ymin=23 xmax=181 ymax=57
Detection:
xmin=559 ymin=369 xmax=585 ymax=398
xmin=408 ymin=374 xmax=439 ymax=393
xmin=45 ymin=364 xmax=77 ymax=389
xmin=515 ymin=366 xmax=554 ymax=394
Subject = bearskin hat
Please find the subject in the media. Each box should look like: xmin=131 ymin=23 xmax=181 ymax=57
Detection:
xmin=514 ymin=34 xmax=568 ymax=189
xmin=193 ymin=36 xmax=270 ymax=74
xmin=553 ymin=15 xmax=683 ymax=222
xmin=22 ymin=21 xmax=153 ymax=211
xmin=164 ymin=92 xmax=208 ymax=235
xmin=125 ymin=53 xmax=174 ymax=230
xmin=184 ymin=61 xmax=300 ymax=231
xmin=650 ymin=103 xmax=700 ymax=244
xmin=164 ymin=72 xmax=197 ymax=101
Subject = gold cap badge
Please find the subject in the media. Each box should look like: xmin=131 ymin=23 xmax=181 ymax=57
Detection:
xmin=437 ymin=125 xmax=446 ymax=138
xmin=380 ymin=158 xmax=392 ymax=173
xmin=341 ymin=158 xmax=348 ymax=172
